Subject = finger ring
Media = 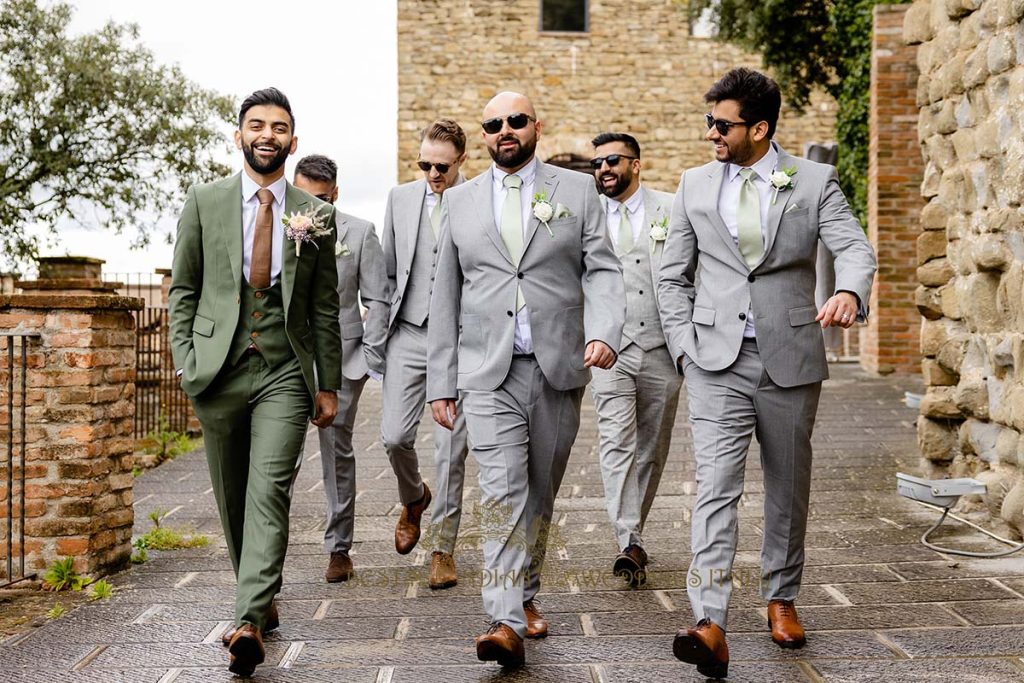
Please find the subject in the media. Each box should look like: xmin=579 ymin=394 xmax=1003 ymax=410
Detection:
xmin=841 ymin=313 xmax=849 ymax=321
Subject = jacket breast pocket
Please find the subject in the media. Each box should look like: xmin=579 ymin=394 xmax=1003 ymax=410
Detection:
xmin=788 ymin=305 xmax=818 ymax=327
xmin=691 ymin=306 xmax=716 ymax=326
xmin=192 ymin=314 xmax=215 ymax=338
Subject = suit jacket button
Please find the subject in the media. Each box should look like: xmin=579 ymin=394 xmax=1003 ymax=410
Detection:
xmin=639 ymin=321 xmax=645 ymax=327
xmin=405 ymin=269 xmax=410 ymax=274
xmin=251 ymin=331 xmax=259 ymax=338
xmin=738 ymin=313 xmax=746 ymax=321
xmin=517 ymin=273 xmax=524 ymax=279
xmin=507 ymin=310 xmax=513 ymax=317
xmin=255 ymin=291 xmax=263 ymax=299
xmin=748 ymin=274 xmax=755 ymax=283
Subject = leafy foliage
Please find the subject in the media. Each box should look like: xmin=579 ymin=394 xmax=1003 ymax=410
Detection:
xmin=42 ymin=556 xmax=92 ymax=592
xmin=0 ymin=0 xmax=234 ymax=267
xmin=141 ymin=417 xmax=197 ymax=464
xmin=682 ymin=0 xmax=904 ymax=225
xmin=134 ymin=508 xmax=209 ymax=552
xmin=88 ymin=579 xmax=114 ymax=601
xmin=46 ymin=602 xmax=66 ymax=619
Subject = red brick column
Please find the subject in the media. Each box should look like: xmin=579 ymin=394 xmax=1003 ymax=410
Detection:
xmin=0 ymin=257 xmax=142 ymax=578
xmin=860 ymin=4 xmax=924 ymax=375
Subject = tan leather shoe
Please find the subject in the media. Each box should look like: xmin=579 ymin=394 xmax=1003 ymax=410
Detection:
xmin=768 ymin=599 xmax=806 ymax=648
xmin=523 ymin=599 xmax=548 ymax=638
xmin=395 ymin=483 xmax=432 ymax=555
xmin=612 ymin=544 xmax=648 ymax=587
xmin=221 ymin=599 xmax=278 ymax=646
xmin=672 ymin=618 xmax=729 ymax=679
xmin=227 ymin=624 xmax=265 ymax=677
xmin=428 ymin=551 xmax=458 ymax=589
xmin=475 ymin=622 xmax=525 ymax=668
xmin=326 ymin=552 xmax=354 ymax=583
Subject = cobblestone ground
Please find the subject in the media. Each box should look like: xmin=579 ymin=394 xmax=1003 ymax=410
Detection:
xmin=3 ymin=365 xmax=1024 ymax=682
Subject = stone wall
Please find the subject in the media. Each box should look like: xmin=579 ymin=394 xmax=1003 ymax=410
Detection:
xmin=905 ymin=0 xmax=1024 ymax=536
xmin=862 ymin=5 xmax=926 ymax=376
xmin=397 ymin=0 xmax=838 ymax=191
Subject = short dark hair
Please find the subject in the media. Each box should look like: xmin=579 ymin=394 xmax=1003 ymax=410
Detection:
xmin=238 ymin=87 xmax=295 ymax=130
xmin=591 ymin=132 xmax=641 ymax=159
xmin=420 ymin=119 xmax=467 ymax=156
xmin=704 ymin=68 xmax=781 ymax=139
xmin=295 ymin=155 xmax=338 ymax=184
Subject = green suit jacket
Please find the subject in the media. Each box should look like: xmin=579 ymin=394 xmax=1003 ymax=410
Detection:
xmin=169 ymin=173 xmax=343 ymax=409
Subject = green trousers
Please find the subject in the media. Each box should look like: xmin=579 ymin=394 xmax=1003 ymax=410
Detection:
xmin=192 ymin=352 xmax=311 ymax=629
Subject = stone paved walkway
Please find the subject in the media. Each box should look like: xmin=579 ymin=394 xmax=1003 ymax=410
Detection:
xmin=3 ymin=365 xmax=1024 ymax=682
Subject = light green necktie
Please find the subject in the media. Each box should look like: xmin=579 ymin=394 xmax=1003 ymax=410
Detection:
xmin=429 ymin=193 xmax=441 ymax=238
xmin=500 ymin=174 xmax=526 ymax=311
xmin=616 ymin=203 xmax=633 ymax=253
xmin=737 ymin=168 xmax=764 ymax=268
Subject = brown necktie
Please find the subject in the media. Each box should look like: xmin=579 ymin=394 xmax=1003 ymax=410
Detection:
xmin=250 ymin=188 xmax=274 ymax=288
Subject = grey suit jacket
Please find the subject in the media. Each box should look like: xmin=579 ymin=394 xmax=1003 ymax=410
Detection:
xmin=381 ymin=178 xmax=426 ymax=332
xmin=334 ymin=212 xmax=390 ymax=380
xmin=426 ymin=160 xmax=625 ymax=398
xmin=657 ymin=143 xmax=877 ymax=388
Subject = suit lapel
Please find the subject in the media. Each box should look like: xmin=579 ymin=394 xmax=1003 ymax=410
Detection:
xmin=759 ymin=145 xmax=795 ymax=265
xmin=703 ymin=164 xmax=747 ymax=268
xmin=470 ymin=170 xmax=513 ymax=265
xmin=522 ymin=160 xmax=558 ymax=255
xmin=336 ymin=213 xmax=350 ymax=246
xmin=281 ymin=181 xmax=310 ymax=308
xmin=219 ymin=174 xmax=244 ymax=290
xmin=405 ymin=180 xmax=426 ymax=267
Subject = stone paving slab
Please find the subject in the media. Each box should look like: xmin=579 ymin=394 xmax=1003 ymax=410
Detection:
xmin=4 ymin=366 xmax=1024 ymax=682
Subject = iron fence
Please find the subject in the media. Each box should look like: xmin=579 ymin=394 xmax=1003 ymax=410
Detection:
xmin=135 ymin=307 xmax=190 ymax=437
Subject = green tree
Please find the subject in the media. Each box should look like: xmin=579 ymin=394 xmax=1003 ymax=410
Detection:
xmin=0 ymin=0 xmax=234 ymax=267
xmin=684 ymin=0 xmax=904 ymax=225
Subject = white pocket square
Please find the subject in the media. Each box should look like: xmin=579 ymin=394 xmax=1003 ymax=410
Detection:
xmin=554 ymin=203 xmax=572 ymax=219
xmin=784 ymin=203 xmax=802 ymax=214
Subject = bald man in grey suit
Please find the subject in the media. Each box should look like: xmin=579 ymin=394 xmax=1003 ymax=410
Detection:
xmin=428 ymin=92 xmax=625 ymax=668
xmin=659 ymin=69 xmax=876 ymax=679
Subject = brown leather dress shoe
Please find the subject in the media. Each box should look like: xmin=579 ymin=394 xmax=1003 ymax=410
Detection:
xmin=227 ymin=624 xmax=265 ymax=677
xmin=672 ymin=618 xmax=729 ymax=679
xmin=475 ymin=622 xmax=525 ymax=668
xmin=612 ymin=544 xmax=648 ymax=587
xmin=326 ymin=552 xmax=354 ymax=583
xmin=523 ymin=599 xmax=548 ymax=638
xmin=768 ymin=599 xmax=807 ymax=648
xmin=428 ymin=551 xmax=458 ymax=589
xmin=395 ymin=483 xmax=432 ymax=555
xmin=221 ymin=599 xmax=279 ymax=646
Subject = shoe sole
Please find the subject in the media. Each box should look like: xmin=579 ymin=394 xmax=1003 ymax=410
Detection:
xmin=476 ymin=640 xmax=525 ymax=668
xmin=326 ymin=573 xmax=353 ymax=583
xmin=672 ymin=633 xmax=728 ymax=679
xmin=228 ymin=636 xmax=265 ymax=677
xmin=612 ymin=556 xmax=647 ymax=587
xmin=428 ymin=578 xmax=458 ymax=590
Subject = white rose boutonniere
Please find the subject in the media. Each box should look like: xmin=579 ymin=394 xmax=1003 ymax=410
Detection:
xmin=531 ymin=192 xmax=573 ymax=237
xmin=335 ymin=241 xmax=350 ymax=257
xmin=283 ymin=207 xmax=332 ymax=256
xmin=769 ymin=167 xmax=797 ymax=205
xmin=649 ymin=215 xmax=669 ymax=242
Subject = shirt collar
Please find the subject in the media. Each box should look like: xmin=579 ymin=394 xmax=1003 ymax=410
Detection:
xmin=241 ymin=172 xmax=286 ymax=205
xmin=492 ymin=157 xmax=538 ymax=190
xmin=727 ymin=144 xmax=779 ymax=184
xmin=606 ymin=185 xmax=645 ymax=215
xmin=424 ymin=173 xmax=466 ymax=199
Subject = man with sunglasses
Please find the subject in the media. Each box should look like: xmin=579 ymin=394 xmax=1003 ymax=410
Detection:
xmin=292 ymin=155 xmax=389 ymax=585
xmin=658 ymin=68 xmax=876 ymax=679
xmin=588 ymin=132 xmax=683 ymax=589
xmin=380 ymin=119 xmax=470 ymax=588
xmin=427 ymin=92 xmax=624 ymax=668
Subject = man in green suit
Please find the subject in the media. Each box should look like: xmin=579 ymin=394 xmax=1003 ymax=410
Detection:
xmin=169 ymin=87 xmax=341 ymax=677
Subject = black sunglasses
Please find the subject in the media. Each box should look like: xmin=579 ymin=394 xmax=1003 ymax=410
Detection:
xmin=481 ymin=112 xmax=536 ymax=135
xmin=705 ymin=113 xmax=751 ymax=136
xmin=417 ymin=160 xmax=456 ymax=174
xmin=589 ymin=154 xmax=637 ymax=169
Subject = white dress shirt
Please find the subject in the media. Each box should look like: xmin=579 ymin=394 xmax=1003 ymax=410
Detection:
xmin=491 ymin=158 xmax=538 ymax=354
xmin=604 ymin=185 xmax=647 ymax=248
xmin=717 ymin=145 xmax=778 ymax=337
xmin=241 ymin=172 xmax=286 ymax=285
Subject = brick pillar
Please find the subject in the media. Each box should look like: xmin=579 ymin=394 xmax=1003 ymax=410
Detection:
xmin=860 ymin=4 xmax=924 ymax=375
xmin=0 ymin=256 xmax=142 ymax=578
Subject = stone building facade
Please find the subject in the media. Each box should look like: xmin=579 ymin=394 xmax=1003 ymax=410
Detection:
xmin=396 ymin=0 xmax=838 ymax=191
xmin=905 ymin=0 xmax=1024 ymax=536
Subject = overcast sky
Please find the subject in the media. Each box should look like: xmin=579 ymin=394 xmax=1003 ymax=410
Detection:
xmin=46 ymin=0 xmax=397 ymax=276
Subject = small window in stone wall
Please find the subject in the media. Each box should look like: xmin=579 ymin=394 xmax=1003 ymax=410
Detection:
xmin=546 ymin=153 xmax=593 ymax=175
xmin=541 ymin=0 xmax=588 ymax=33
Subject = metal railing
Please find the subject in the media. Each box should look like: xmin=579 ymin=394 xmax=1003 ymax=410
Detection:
xmin=1 ymin=332 xmax=40 ymax=588
xmin=135 ymin=307 xmax=190 ymax=437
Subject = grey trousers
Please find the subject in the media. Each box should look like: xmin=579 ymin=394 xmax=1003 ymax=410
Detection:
xmin=316 ymin=375 xmax=367 ymax=554
xmin=590 ymin=343 xmax=682 ymax=551
xmin=463 ymin=356 xmax=583 ymax=639
xmin=381 ymin=321 xmax=469 ymax=551
xmin=682 ymin=339 xmax=821 ymax=630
